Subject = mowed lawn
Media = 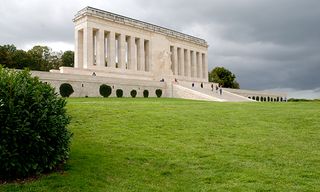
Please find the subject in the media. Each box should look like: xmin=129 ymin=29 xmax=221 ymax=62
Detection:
xmin=1 ymin=98 xmax=320 ymax=191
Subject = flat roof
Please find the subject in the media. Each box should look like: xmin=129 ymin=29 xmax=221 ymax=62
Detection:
xmin=74 ymin=6 xmax=208 ymax=47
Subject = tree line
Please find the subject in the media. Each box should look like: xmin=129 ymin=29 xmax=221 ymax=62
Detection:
xmin=0 ymin=44 xmax=74 ymax=71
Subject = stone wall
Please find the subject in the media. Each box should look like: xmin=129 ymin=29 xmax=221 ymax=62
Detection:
xmin=32 ymin=71 xmax=167 ymax=98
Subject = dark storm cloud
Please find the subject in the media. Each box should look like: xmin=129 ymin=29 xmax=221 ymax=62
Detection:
xmin=136 ymin=0 xmax=320 ymax=92
xmin=1 ymin=0 xmax=320 ymax=97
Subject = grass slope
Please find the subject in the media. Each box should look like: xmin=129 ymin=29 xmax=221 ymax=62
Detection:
xmin=1 ymin=98 xmax=320 ymax=191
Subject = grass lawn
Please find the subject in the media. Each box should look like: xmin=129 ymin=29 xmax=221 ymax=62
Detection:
xmin=1 ymin=98 xmax=320 ymax=191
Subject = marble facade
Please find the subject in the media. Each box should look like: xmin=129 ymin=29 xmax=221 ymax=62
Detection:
xmin=57 ymin=7 xmax=209 ymax=82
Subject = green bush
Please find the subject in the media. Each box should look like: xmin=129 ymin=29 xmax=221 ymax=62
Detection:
xmin=155 ymin=89 xmax=162 ymax=98
xmin=130 ymin=90 xmax=137 ymax=98
xmin=143 ymin=90 xmax=149 ymax=98
xmin=99 ymin=84 xmax=112 ymax=97
xmin=59 ymin=83 xmax=74 ymax=97
xmin=0 ymin=66 xmax=72 ymax=180
xmin=116 ymin=89 xmax=123 ymax=98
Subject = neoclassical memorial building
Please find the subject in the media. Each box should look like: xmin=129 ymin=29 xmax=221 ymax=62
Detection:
xmin=34 ymin=7 xmax=286 ymax=102
xmin=62 ymin=6 xmax=208 ymax=82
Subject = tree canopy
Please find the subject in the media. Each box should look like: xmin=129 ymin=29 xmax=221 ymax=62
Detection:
xmin=208 ymin=67 xmax=240 ymax=89
xmin=0 ymin=44 xmax=74 ymax=71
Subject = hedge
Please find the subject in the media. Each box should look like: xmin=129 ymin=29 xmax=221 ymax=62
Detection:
xmin=0 ymin=66 xmax=72 ymax=180
xmin=143 ymin=90 xmax=149 ymax=98
xmin=99 ymin=84 xmax=112 ymax=97
xmin=130 ymin=90 xmax=137 ymax=98
xmin=59 ymin=83 xmax=74 ymax=97
xmin=116 ymin=89 xmax=123 ymax=98
xmin=155 ymin=89 xmax=162 ymax=98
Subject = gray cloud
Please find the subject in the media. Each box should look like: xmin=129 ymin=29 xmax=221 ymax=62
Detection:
xmin=1 ymin=0 xmax=320 ymax=97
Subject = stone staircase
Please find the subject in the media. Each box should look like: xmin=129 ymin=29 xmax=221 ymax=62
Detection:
xmin=172 ymin=83 xmax=254 ymax=102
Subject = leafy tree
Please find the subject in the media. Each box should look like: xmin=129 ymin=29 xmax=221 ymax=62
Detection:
xmin=11 ymin=50 xmax=31 ymax=69
xmin=61 ymin=50 xmax=74 ymax=67
xmin=27 ymin=46 xmax=64 ymax=71
xmin=27 ymin=45 xmax=51 ymax=71
xmin=0 ymin=44 xmax=71 ymax=71
xmin=208 ymin=67 xmax=240 ymax=89
xmin=0 ymin=44 xmax=16 ymax=68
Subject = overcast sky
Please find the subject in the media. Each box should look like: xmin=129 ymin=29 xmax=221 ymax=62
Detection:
xmin=1 ymin=0 xmax=319 ymax=98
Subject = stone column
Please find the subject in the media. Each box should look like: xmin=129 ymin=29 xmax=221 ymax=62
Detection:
xmin=192 ymin=51 xmax=197 ymax=78
xmin=145 ymin=40 xmax=151 ymax=72
xmin=107 ymin=31 xmax=116 ymax=68
xmin=173 ymin=47 xmax=178 ymax=75
xmin=179 ymin=48 xmax=184 ymax=76
xmin=198 ymin=52 xmax=203 ymax=79
xmin=83 ymin=27 xmax=93 ymax=69
xmin=96 ymin=29 xmax=105 ymax=67
xmin=118 ymin=34 xmax=126 ymax=69
xmin=185 ymin=49 xmax=191 ymax=77
xmin=128 ymin=36 xmax=137 ymax=70
xmin=204 ymin=53 xmax=208 ymax=81
xmin=75 ymin=29 xmax=83 ymax=68
xmin=137 ymin=38 xmax=145 ymax=71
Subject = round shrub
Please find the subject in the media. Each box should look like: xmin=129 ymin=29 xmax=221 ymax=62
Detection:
xmin=59 ymin=83 xmax=74 ymax=97
xmin=0 ymin=67 xmax=72 ymax=180
xmin=155 ymin=89 xmax=162 ymax=98
xmin=116 ymin=89 xmax=123 ymax=98
xmin=130 ymin=90 xmax=137 ymax=98
xmin=99 ymin=84 xmax=112 ymax=97
xmin=143 ymin=90 xmax=149 ymax=98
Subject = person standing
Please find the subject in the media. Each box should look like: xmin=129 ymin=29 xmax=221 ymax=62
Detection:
xmin=200 ymin=82 xmax=203 ymax=88
xmin=215 ymin=85 xmax=219 ymax=93
xmin=219 ymin=85 xmax=223 ymax=95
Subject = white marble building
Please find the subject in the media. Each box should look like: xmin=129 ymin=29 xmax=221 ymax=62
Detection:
xmin=43 ymin=7 xmax=286 ymax=101
xmin=54 ymin=6 xmax=208 ymax=82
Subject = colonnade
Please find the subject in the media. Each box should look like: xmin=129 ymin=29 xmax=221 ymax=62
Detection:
xmin=75 ymin=27 xmax=151 ymax=72
xmin=170 ymin=46 xmax=208 ymax=80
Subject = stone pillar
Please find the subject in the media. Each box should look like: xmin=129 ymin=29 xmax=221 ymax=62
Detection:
xmin=118 ymin=34 xmax=126 ymax=69
xmin=96 ymin=29 xmax=105 ymax=67
xmin=83 ymin=27 xmax=93 ymax=69
xmin=185 ymin=49 xmax=191 ymax=77
xmin=128 ymin=36 xmax=137 ymax=70
xmin=107 ymin=31 xmax=116 ymax=68
xmin=192 ymin=51 xmax=197 ymax=78
xmin=145 ymin=40 xmax=151 ymax=72
xmin=203 ymin=53 xmax=208 ymax=81
xmin=198 ymin=52 xmax=203 ymax=79
xmin=178 ymin=48 xmax=184 ymax=76
xmin=173 ymin=47 xmax=178 ymax=75
xmin=75 ymin=29 xmax=83 ymax=68
xmin=137 ymin=38 xmax=145 ymax=71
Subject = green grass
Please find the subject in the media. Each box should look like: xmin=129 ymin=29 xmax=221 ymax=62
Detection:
xmin=1 ymin=98 xmax=320 ymax=191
